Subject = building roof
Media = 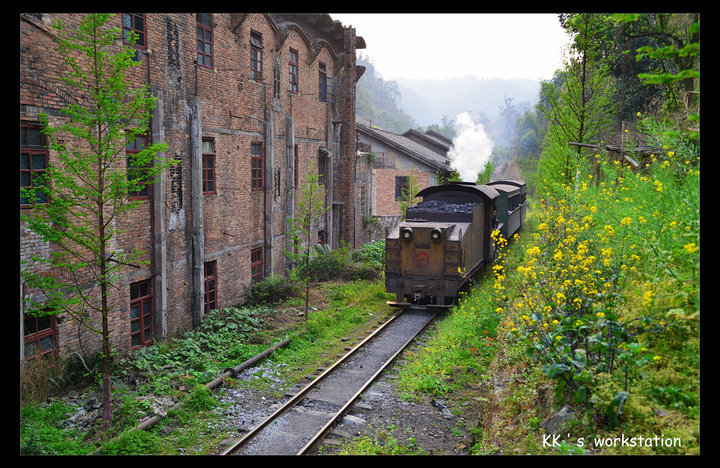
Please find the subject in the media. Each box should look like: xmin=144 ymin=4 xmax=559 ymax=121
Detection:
xmin=356 ymin=123 xmax=452 ymax=172
xmin=402 ymin=128 xmax=453 ymax=153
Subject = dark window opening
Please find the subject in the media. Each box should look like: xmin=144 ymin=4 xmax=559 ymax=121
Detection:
xmin=202 ymin=139 xmax=215 ymax=194
xmin=196 ymin=13 xmax=213 ymax=68
xmin=20 ymin=124 xmax=49 ymax=206
xmin=251 ymin=142 xmax=263 ymax=190
xmin=289 ymin=49 xmax=299 ymax=93
xmin=250 ymin=31 xmax=263 ymax=81
xmin=130 ymin=279 xmax=153 ymax=349
xmin=24 ymin=313 xmax=57 ymax=360
xmin=204 ymin=260 xmax=217 ymax=313
xmin=251 ymin=248 xmax=264 ymax=283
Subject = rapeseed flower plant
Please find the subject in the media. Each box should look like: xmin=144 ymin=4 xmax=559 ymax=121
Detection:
xmin=508 ymin=120 xmax=699 ymax=421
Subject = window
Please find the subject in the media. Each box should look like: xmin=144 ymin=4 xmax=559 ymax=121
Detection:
xmin=251 ymin=142 xmax=263 ymax=191
xmin=202 ymin=139 xmax=215 ymax=194
xmin=24 ymin=313 xmax=57 ymax=360
xmin=122 ymin=13 xmax=146 ymax=48
xmin=395 ymin=176 xmax=409 ymax=201
xmin=204 ymin=261 xmax=217 ymax=313
xmin=317 ymin=152 xmax=326 ymax=185
xmin=318 ymin=62 xmax=327 ymax=102
xmin=20 ymin=124 xmax=49 ymax=206
xmin=289 ymin=49 xmax=299 ymax=93
xmin=250 ymin=31 xmax=263 ymax=81
xmin=126 ymin=134 xmax=150 ymax=199
xmin=251 ymin=248 xmax=263 ymax=283
xmin=130 ymin=279 xmax=153 ymax=349
xmin=196 ymin=14 xmax=213 ymax=68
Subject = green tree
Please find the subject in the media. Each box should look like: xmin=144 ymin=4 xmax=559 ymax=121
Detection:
xmin=286 ymin=163 xmax=329 ymax=318
xmin=538 ymin=14 xmax=615 ymax=189
xmin=475 ymin=160 xmax=495 ymax=185
xmin=398 ymin=174 xmax=422 ymax=220
xmin=20 ymin=14 xmax=174 ymax=432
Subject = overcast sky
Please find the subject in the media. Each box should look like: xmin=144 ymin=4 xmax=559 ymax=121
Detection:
xmin=330 ymin=13 xmax=571 ymax=82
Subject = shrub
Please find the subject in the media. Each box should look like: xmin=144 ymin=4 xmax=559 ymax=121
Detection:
xmin=507 ymin=116 xmax=699 ymax=430
xmin=244 ymin=274 xmax=297 ymax=305
xmin=309 ymin=242 xmax=383 ymax=282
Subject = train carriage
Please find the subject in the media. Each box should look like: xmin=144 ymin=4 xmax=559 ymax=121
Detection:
xmin=385 ymin=181 xmax=500 ymax=308
xmin=487 ymin=179 xmax=527 ymax=240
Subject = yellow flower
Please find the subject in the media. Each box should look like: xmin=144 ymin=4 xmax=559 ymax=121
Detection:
xmin=620 ymin=217 xmax=632 ymax=226
xmin=683 ymin=242 xmax=699 ymax=254
xmin=653 ymin=355 xmax=662 ymax=362
xmin=596 ymin=312 xmax=605 ymax=319
xmin=642 ymin=290 xmax=654 ymax=307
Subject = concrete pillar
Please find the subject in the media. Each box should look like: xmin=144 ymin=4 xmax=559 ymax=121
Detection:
xmin=152 ymin=91 xmax=167 ymax=339
xmin=285 ymin=115 xmax=295 ymax=270
xmin=189 ymin=95 xmax=204 ymax=327
xmin=264 ymin=107 xmax=274 ymax=277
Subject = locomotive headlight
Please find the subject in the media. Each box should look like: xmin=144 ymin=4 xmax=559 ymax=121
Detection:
xmin=401 ymin=227 xmax=413 ymax=240
xmin=431 ymin=228 xmax=442 ymax=241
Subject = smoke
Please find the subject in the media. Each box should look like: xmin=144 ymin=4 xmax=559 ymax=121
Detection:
xmin=447 ymin=112 xmax=494 ymax=182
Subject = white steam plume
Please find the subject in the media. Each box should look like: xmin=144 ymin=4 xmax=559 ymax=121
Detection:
xmin=447 ymin=112 xmax=494 ymax=182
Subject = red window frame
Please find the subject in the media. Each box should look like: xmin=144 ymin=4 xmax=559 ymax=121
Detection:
xmin=130 ymin=279 xmax=153 ymax=349
xmin=204 ymin=261 xmax=217 ymax=313
xmin=251 ymin=142 xmax=263 ymax=191
xmin=251 ymin=248 xmax=264 ymax=283
xmin=250 ymin=31 xmax=263 ymax=81
xmin=202 ymin=138 xmax=216 ymax=194
xmin=289 ymin=49 xmax=299 ymax=93
xmin=20 ymin=123 xmax=49 ymax=207
xmin=126 ymin=133 xmax=151 ymax=199
xmin=196 ymin=14 xmax=213 ymax=68
xmin=122 ymin=13 xmax=146 ymax=48
xmin=24 ymin=313 xmax=57 ymax=360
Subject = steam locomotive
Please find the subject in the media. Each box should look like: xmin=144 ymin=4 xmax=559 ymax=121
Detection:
xmin=385 ymin=180 xmax=526 ymax=308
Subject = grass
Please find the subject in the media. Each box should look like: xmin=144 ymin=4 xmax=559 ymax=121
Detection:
xmin=384 ymin=116 xmax=700 ymax=455
xmin=20 ymin=253 xmax=395 ymax=455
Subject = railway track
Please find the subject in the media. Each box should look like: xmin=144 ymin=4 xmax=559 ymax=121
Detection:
xmin=222 ymin=306 xmax=438 ymax=455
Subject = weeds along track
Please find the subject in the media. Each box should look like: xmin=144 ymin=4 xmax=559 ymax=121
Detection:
xmin=222 ymin=307 xmax=438 ymax=455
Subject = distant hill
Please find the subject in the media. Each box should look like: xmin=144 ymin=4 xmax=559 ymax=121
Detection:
xmin=395 ymin=76 xmax=541 ymax=127
xmin=355 ymin=58 xmax=418 ymax=133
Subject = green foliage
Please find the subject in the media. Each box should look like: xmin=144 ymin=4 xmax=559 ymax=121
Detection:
xmin=354 ymin=239 xmax=385 ymax=268
xmin=20 ymin=13 xmax=177 ymax=430
xmin=285 ymin=162 xmax=330 ymax=316
xmin=20 ymin=402 xmax=93 ymax=455
xmin=508 ymin=117 xmax=699 ymax=436
xmin=335 ymin=426 xmax=426 ymax=455
xmin=398 ymin=174 xmax=421 ymax=220
xmin=123 ymin=306 xmax=270 ymax=394
xmin=308 ymin=242 xmax=383 ymax=282
xmin=102 ymin=428 xmax=164 ymax=455
xmin=244 ymin=274 xmax=297 ymax=306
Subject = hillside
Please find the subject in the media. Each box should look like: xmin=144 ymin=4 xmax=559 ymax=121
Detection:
xmin=396 ymin=76 xmax=540 ymax=127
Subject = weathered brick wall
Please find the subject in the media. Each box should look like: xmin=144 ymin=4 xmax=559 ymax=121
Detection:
xmin=374 ymin=168 xmax=431 ymax=217
xmin=20 ymin=13 xmax=361 ymax=359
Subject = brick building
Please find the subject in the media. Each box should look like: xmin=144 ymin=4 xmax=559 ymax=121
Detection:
xmin=356 ymin=124 xmax=452 ymax=239
xmin=20 ymin=13 xmax=366 ymax=361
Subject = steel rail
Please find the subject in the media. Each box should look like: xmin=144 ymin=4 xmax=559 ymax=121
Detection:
xmin=296 ymin=309 xmax=434 ymax=454
xmin=221 ymin=310 xmax=406 ymax=456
